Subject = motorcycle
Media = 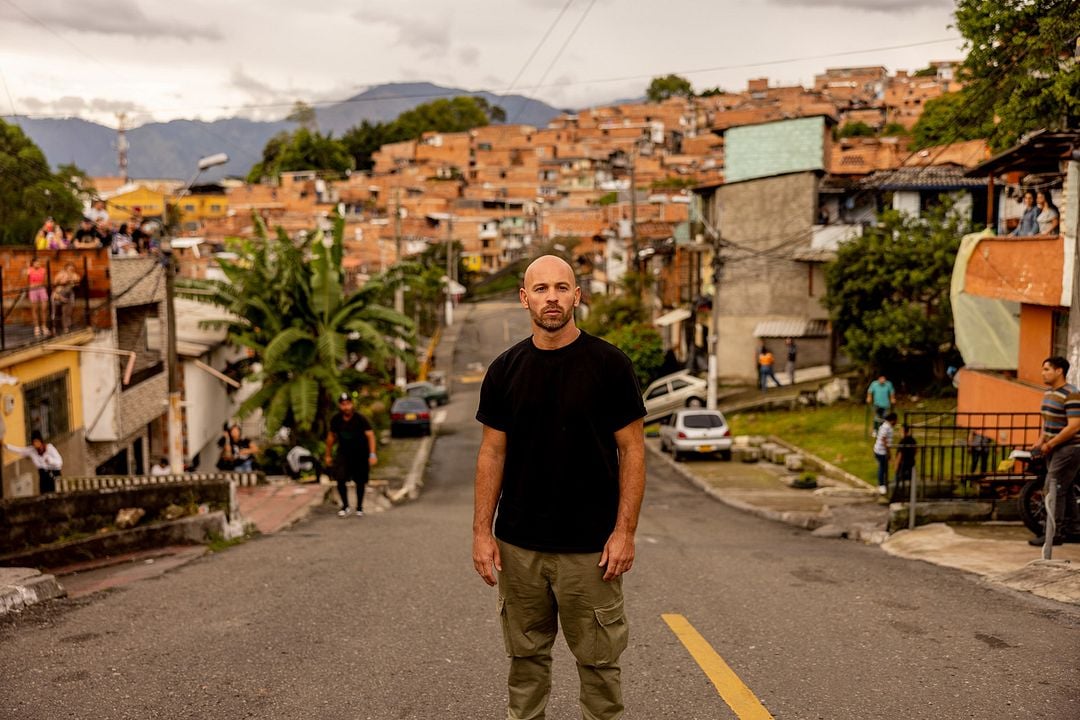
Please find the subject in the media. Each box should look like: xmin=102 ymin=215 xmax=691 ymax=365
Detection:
xmin=1012 ymin=450 xmax=1080 ymax=538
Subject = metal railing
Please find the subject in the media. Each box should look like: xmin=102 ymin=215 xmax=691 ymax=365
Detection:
xmin=1 ymin=257 xmax=94 ymax=352
xmin=56 ymin=470 xmax=265 ymax=493
xmin=894 ymin=412 xmax=1043 ymax=500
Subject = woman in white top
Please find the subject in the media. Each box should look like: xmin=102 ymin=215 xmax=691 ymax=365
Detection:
xmin=1036 ymin=190 xmax=1060 ymax=235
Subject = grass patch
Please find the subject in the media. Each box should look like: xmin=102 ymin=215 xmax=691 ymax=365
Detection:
xmin=728 ymin=397 xmax=957 ymax=484
xmin=206 ymin=531 xmax=253 ymax=553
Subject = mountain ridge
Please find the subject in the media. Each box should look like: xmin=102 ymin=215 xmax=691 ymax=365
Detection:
xmin=11 ymin=82 xmax=565 ymax=181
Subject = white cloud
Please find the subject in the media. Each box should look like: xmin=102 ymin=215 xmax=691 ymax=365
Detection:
xmin=459 ymin=46 xmax=481 ymax=67
xmin=0 ymin=0 xmax=220 ymax=41
xmin=769 ymin=0 xmax=950 ymax=13
xmin=353 ymin=6 xmax=453 ymax=59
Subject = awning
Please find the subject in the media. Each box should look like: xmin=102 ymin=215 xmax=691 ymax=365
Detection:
xmin=654 ymin=308 xmax=692 ymax=327
xmin=753 ymin=318 xmax=829 ymax=338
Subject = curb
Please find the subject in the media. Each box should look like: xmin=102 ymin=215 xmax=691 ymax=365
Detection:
xmin=647 ymin=442 xmax=888 ymax=544
xmin=0 ymin=568 xmax=67 ymax=616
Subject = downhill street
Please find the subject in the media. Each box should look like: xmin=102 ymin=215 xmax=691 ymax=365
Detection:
xmin=1 ymin=298 xmax=1078 ymax=719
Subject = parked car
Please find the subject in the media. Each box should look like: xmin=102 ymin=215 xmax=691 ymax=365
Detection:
xmin=642 ymin=371 xmax=708 ymax=423
xmin=390 ymin=397 xmax=432 ymax=437
xmin=405 ymin=380 xmax=449 ymax=408
xmin=659 ymin=409 xmax=733 ymax=461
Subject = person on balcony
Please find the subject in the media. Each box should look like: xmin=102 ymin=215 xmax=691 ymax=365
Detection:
xmin=25 ymin=257 xmax=50 ymax=337
xmin=51 ymin=262 xmax=80 ymax=334
xmin=1010 ymin=190 xmax=1039 ymax=237
xmin=1036 ymin=191 xmax=1060 ymax=236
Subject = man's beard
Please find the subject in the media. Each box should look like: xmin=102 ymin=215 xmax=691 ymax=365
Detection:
xmin=531 ymin=302 xmax=573 ymax=331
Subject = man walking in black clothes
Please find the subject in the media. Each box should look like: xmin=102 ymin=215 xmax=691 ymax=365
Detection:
xmin=325 ymin=392 xmax=377 ymax=517
xmin=473 ymin=255 xmax=647 ymax=720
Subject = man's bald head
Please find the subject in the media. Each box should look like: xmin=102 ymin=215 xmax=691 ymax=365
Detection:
xmin=523 ymin=255 xmax=576 ymax=289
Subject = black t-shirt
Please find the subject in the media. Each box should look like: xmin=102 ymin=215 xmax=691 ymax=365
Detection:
xmin=330 ymin=411 xmax=372 ymax=463
xmin=476 ymin=331 xmax=646 ymax=553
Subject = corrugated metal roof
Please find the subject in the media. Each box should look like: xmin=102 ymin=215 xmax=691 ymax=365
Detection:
xmin=753 ymin=318 xmax=829 ymax=338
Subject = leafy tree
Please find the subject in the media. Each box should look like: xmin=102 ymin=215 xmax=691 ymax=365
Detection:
xmin=180 ymin=216 xmax=413 ymax=446
xmin=646 ymin=74 xmax=694 ymax=103
xmin=341 ymin=96 xmax=505 ymax=172
xmin=603 ymin=324 xmax=664 ymax=387
xmin=246 ymin=128 xmax=353 ymax=182
xmin=912 ymin=65 xmax=937 ymax=78
xmin=823 ymin=201 xmax=970 ymax=384
xmin=879 ymin=122 xmax=909 ymax=137
xmin=909 ymin=92 xmax=996 ymax=150
xmin=837 ymin=121 xmax=876 ymax=139
xmin=0 ymin=120 xmax=82 ymax=245
xmin=697 ymin=87 xmax=725 ymax=98
xmin=952 ymin=0 xmax=1080 ymax=150
xmin=286 ymin=100 xmax=318 ymax=131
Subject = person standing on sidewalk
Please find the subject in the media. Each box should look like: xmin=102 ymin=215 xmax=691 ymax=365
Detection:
xmin=473 ymin=255 xmax=646 ymax=720
xmin=1028 ymin=356 xmax=1080 ymax=546
xmin=326 ymin=392 xmax=377 ymax=517
xmin=873 ymin=412 xmax=897 ymax=495
xmin=758 ymin=346 xmax=782 ymax=391
xmin=784 ymin=337 xmax=797 ymax=386
xmin=5 ymin=431 xmax=63 ymax=494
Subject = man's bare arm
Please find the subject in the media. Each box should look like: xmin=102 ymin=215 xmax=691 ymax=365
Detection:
xmin=600 ymin=417 xmax=646 ymax=581
xmin=473 ymin=425 xmax=507 ymax=586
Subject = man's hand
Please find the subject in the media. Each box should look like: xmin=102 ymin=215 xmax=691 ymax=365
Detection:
xmin=599 ymin=528 xmax=636 ymax=581
xmin=324 ymin=454 xmax=332 ymax=467
xmin=473 ymin=532 xmax=501 ymax=586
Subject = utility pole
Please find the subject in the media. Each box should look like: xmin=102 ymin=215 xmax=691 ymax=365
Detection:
xmin=165 ymin=251 xmax=184 ymax=473
xmin=1065 ymin=157 xmax=1080 ymax=386
xmin=116 ymin=113 xmax=129 ymax=184
xmin=393 ymin=188 xmax=405 ymax=388
xmin=445 ymin=214 xmax=454 ymax=327
xmin=707 ymin=234 xmax=724 ymax=410
xmin=629 ymin=150 xmax=639 ymax=278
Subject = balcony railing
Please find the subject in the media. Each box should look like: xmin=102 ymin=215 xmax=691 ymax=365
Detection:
xmin=0 ymin=256 xmax=101 ymax=353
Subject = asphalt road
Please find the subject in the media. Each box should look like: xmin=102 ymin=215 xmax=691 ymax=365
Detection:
xmin=2 ymin=298 xmax=1079 ymax=719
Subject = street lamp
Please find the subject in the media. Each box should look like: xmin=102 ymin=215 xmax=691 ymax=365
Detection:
xmin=165 ymin=152 xmax=229 ymax=474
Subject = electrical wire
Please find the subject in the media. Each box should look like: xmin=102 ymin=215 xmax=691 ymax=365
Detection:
xmin=501 ymin=0 xmax=576 ymax=97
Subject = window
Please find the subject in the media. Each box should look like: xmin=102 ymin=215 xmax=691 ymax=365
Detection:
xmin=671 ymin=378 xmax=690 ymax=391
xmin=184 ymin=204 xmax=195 ymax=212
xmin=23 ymin=371 xmax=70 ymax=441
xmin=646 ymin=384 xmax=670 ymax=400
xmin=210 ymin=204 xmax=221 ymax=212
xmin=1052 ymin=310 xmax=1069 ymax=359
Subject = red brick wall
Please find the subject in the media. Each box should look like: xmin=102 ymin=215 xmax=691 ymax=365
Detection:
xmin=1 ymin=248 xmax=113 ymax=331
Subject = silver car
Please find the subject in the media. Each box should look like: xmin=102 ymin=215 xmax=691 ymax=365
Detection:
xmin=642 ymin=371 xmax=708 ymax=423
xmin=659 ymin=409 xmax=733 ymax=461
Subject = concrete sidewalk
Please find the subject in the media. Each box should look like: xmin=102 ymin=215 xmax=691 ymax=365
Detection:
xmin=647 ymin=438 xmax=1080 ymax=606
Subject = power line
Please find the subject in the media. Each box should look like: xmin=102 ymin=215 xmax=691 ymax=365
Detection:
xmin=501 ymin=0 xmax=576 ymax=97
xmin=0 ymin=0 xmax=111 ymax=71
xmin=514 ymin=0 xmax=599 ymax=123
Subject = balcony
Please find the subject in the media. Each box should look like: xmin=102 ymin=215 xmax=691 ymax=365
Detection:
xmin=0 ymin=249 xmax=113 ymax=354
xmin=962 ymin=233 xmax=1066 ymax=307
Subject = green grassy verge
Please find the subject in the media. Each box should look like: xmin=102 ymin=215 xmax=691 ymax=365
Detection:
xmin=727 ymin=397 xmax=957 ymax=484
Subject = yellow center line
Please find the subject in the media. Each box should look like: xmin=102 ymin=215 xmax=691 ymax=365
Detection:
xmin=662 ymin=613 xmax=774 ymax=720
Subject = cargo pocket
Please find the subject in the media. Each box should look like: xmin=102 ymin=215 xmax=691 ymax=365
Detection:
xmin=591 ymin=599 xmax=628 ymax=666
xmin=497 ymin=594 xmax=514 ymax=657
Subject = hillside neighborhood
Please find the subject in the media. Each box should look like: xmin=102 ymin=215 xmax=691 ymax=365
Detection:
xmin=1 ymin=1 xmax=1079 ymax=717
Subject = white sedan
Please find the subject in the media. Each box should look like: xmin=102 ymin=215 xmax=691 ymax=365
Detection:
xmin=659 ymin=409 xmax=733 ymax=461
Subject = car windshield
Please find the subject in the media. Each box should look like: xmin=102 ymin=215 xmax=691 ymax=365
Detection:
xmin=394 ymin=398 xmax=427 ymax=411
xmin=682 ymin=413 xmax=723 ymax=429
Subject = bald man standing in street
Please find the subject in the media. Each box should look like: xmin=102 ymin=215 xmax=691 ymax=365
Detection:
xmin=473 ymin=255 xmax=646 ymax=719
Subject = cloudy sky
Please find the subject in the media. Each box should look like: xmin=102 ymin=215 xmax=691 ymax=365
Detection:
xmin=0 ymin=0 xmax=962 ymax=128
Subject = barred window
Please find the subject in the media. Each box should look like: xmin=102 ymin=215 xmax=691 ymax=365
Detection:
xmin=1052 ymin=310 xmax=1069 ymax=360
xmin=23 ymin=371 xmax=70 ymax=441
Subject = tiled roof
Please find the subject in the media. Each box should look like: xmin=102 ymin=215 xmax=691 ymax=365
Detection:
xmin=859 ymin=165 xmax=987 ymax=190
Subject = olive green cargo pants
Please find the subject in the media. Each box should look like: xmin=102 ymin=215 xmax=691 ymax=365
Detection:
xmin=496 ymin=540 xmax=629 ymax=720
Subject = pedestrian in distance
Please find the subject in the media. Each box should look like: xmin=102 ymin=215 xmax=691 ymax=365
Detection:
xmin=1028 ymin=356 xmax=1080 ymax=546
xmin=150 ymin=457 xmax=172 ymax=476
xmin=217 ymin=424 xmax=257 ymax=472
xmin=784 ymin=337 xmax=797 ymax=386
xmin=866 ymin=374 xmax=896 ymax=432
xmin=326 ymin=392 xmax=377 ymax=517
xmin=473 ymin=254 xmax=646 ymax=720
xmin=5 ymin=431 xmax=63 ymax=494
xmin=895 ymin=423 xmax=917 ymax=491
xmin=51 ymin=262 xmax=80 ymax=334
xmin=758 ymin=345 xmax=782 ymax=391
xmin=873 ymin=412 xmax=897 ymax=495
